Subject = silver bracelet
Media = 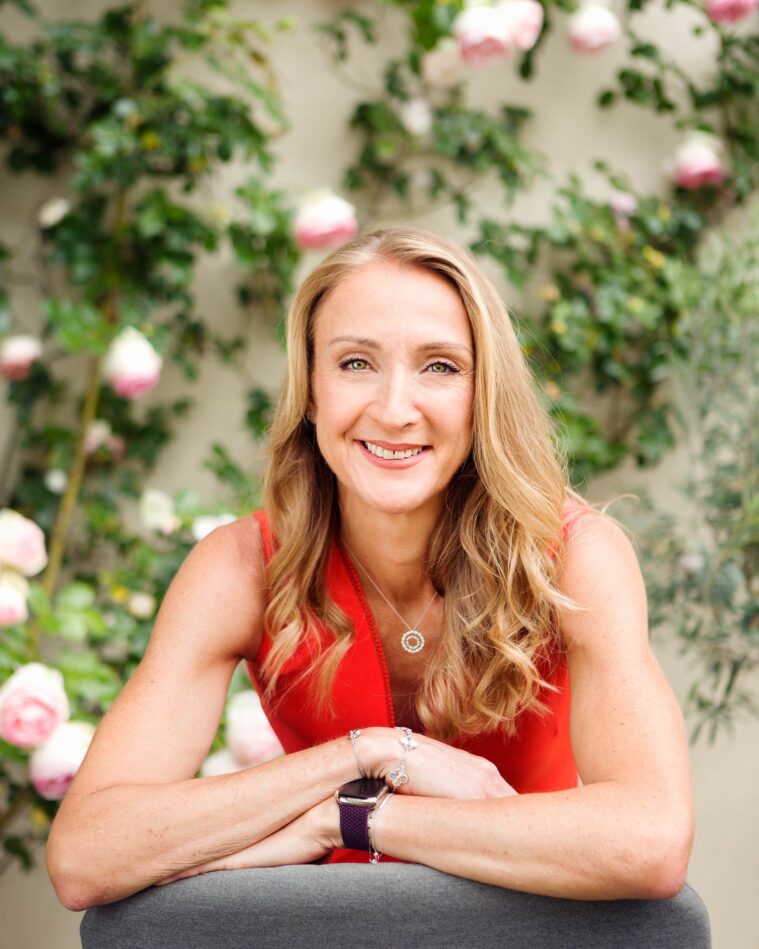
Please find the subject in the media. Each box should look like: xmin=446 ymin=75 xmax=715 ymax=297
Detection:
xmin=349 ymin=729 xmax=367 ymax=778
xmin=387 ymin=726 xmax=417 ymax=789
xmin=368 ymin=790 xmax=394 ymax=864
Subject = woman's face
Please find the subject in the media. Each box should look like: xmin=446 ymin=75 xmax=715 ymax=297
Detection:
xmin=310 ymin=260 xmax=475 ymax=520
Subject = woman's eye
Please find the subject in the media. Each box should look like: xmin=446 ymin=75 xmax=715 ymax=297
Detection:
xmin=426 ymin=360 xmax=459 ymax=374
xmin=339 ymin=357 xmax=369 ymax=371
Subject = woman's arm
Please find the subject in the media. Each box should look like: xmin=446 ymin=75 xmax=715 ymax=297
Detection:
xmin=368 ymin=512 xmax=695 ymax=899
xmin=45 ymin=518 xmax=394 ymax=911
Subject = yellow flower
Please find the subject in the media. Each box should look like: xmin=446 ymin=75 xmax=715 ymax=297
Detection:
xmin=110 ymin=584 xmax=130 ymax=604
xmin=642 ymin=245 xmax=666 ymax=269
xmin=538 ymin=284 xmax=560 ymax=302
xmin=551 ymin=318 xmax=568 ymax=336
xmin=657 ymin=204 xmax=672 ymax=222
xmin=31 ymin=807 xmax=50 ymax=831
xmin=139 ymin=130 xmax=161 ymax=151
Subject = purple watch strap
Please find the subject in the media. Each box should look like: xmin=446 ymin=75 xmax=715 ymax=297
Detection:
xmin=338 ymin=799 xmax=371 ymax=852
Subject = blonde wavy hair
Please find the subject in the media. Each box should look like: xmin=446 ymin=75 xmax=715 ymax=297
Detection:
xmin=260 ymin=226 xmax=587 ymax=740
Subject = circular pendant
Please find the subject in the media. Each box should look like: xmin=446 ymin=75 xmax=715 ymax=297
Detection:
xmin=401 ymin=629 xmax=425 ymax=654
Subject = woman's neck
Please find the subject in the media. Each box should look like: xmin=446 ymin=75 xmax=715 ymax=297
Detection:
xmin=338 ymin=500 xmax=439 ymax=604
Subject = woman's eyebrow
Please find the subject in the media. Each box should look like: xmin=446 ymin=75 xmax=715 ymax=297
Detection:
xmin=329 ymin=334 xmax=473 ymax=355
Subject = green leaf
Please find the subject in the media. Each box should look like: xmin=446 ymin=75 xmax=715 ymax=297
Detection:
xmin=56 ymin=582 xmax=95 ymax=610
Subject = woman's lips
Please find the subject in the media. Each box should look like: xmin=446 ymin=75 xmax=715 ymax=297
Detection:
xmin=355 ymin=439 xmax=431 ymax=468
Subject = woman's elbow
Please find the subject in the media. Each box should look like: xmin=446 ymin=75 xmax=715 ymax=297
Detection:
xmin=636 ymin=817 xmax=694 ymax=900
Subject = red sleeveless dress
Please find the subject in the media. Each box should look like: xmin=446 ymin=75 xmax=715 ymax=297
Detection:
xmin=245 ymin=508 xmax=582 ymax=864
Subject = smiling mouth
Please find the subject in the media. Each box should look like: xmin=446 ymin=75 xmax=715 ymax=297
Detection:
xmin=360 ymin=440 xmax=429 ymax=460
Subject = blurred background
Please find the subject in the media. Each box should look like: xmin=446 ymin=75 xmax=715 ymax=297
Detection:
xmin=0 ymin=0 xmax=756 ymax=946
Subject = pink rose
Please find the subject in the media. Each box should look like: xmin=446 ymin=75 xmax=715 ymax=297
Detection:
xmin=29 ymin=721 xmax=94 ymax=800
xmin=0 ymin=335 xmax=43 ymax=381
xmin=0 ymin=662 xmax=70 ymax=748
xmin=226 ymin=690 xmax=284 ymax=766
xmin=673 ymin=134 xmax=726 ymax=189
xmin=706 ymin=0 xmax=757 ymax=21
xmin=499 ymin=0 xmax=544 ymax=51
xmin=0 ymin=572 xmax=29 ymax=626
xmin=103 ymin=327 xmax=163 ymax=400
xmin=0 ymin=508 xmax=48 ymax=576
xmin=453 ymin=5 xmax=514 ymax=67
xmin=294 ymin=191 xmax=358 ymax=251
xmin=421 ymin=38 xmax=467 ymax=87
xmin=84 ymin=419 xmax=125 ymax=461
xmin=568 ymin=2 xmax=622 ymax=54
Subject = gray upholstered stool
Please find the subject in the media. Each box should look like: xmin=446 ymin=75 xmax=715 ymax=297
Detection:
xmin=80 ymin=863 xmax=711 ymax=949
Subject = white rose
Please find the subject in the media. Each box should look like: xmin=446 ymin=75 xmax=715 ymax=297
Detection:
xmin=191 ymin=513 xmax=237 ymax=542
xmin=568 ymin=2 xmax=622 ymax=54
xmin=399 ymin=98 xmax=434 ymax=137
xmin=127 ymin=591 xmax=156 ymax=619
xmin=29 ymin=721 xmax=95 ymax=800
xmin=0 ymin=508 xmax=48 ymax=576
xmin=226 ymin=690 xmax=284 ymax=766
xmin=38 ymin=197 xmax=71 ymax=230
xmin=44 ymin=469 xmax=68 ymax=494
xmin=103 ymin=327 xmax=163 ymax=400
xmin=139 ymin=488 xmax=180 ymax=535
xmin=0 ymin=335 xmax=43 ymax=382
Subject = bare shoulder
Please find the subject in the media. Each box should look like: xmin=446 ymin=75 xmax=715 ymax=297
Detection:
xmin=555 ymin=507 xmax=647 ymax=653
xmin=146 ymin=515 xmax=266 ymax=661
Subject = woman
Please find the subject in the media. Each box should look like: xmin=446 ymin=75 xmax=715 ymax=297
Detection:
xmin=47 ymin=227 xmax=694 ymax=910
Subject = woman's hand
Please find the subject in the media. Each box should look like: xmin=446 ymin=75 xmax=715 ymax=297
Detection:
xmin=154 ymin=796 xmax=342 ymax=887
xmin=362 ymin=727 xmax=518 ymax=800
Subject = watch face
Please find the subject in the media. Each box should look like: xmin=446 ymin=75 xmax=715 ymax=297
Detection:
xmin=338 ymin=777 xmax=387 ymax=806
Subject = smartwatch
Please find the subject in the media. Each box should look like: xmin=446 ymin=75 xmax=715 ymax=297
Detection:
xmin=335 ymin=777 xmax=390 ymax=853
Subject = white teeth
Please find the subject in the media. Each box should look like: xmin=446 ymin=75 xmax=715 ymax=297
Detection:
xmin=363 ymin=441 xmax=425 ymax=460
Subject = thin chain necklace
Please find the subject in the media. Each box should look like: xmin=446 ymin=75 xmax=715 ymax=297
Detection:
xmin=340 ymin=537 xmax=437 ymax=654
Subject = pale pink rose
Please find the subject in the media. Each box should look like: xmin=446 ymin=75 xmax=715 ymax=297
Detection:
xmin=29 ymin=721 xmax=95 ymax=800
xmin=0 ymin=335 xmax=43 ymax=381
xmin=127 ymin=591 xmax=156 ymax=619
xmin=706 ymin=0 xmax=757 ymax=21
xmin=498 ymin=0 xmax=544 ymax=51
xmin=399 ymin=98 xmax=434 ymax=137
xmin=139 ymin=488 xmax=181 ymax=535
xmin=568 ymin=3 xmax=622 ymax=53
xmin=673 ymin=134 xmax=726 ymax=189
xmin=610 ymin=190 xmax=638 ymax=218
xmin=453 ymin=5 xmax=514 ymax=67
xmin=421 ymin=38 xmax=467 ymax=87
xmin=0 ymin=662 xmax=70 ymax=748
xmin=0 ymin=572 xmax=29 ymax=626
xmin=200 ymin=748 xmax=248 ymax=778
xmin=103 ymin=327 xmax=162 ymax=399
xmin=226 ymin=690 xmax=284 ymax=766
xmin=0 ymin=509 xmax=48 ymax=576
xmin=84 ymin=419 xmax=125 ymax=461
xmin=294 ymin=191 xmax=358 ymax=251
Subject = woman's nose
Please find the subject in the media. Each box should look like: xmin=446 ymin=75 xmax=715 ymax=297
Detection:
xmin=369 ymin=368 xmax=422 ymax=430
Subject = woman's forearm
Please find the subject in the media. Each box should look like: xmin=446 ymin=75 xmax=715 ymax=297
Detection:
xmin=373 ymin=782 xmax=691 ymax=900
xmin=48 ymin=735 xmax=363 ymax=910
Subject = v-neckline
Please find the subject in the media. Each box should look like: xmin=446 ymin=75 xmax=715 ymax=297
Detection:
xmin=335 ymin=535 xmax=429 ymax=737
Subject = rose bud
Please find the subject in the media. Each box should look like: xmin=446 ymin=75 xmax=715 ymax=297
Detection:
xmin=0 ymin=662 xmax=70 ymax=748
xmin=294 ymin=191 xmax=359 ymax=251
xmin=0 ymin=508 xmax=48 ymax=577
xmin=29 ymin=721 xmax=95 ymax=800
xmin=568 ymin=2 xmax=622 ymax=54
xmin=0 ymin=335 xmax=43 ymax=382
xmin=103 ymin=327 xmax=163 ymax=400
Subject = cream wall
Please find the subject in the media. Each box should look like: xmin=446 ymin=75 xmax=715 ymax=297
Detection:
xmin=1 ymin=2 xmax=757 ymax=946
